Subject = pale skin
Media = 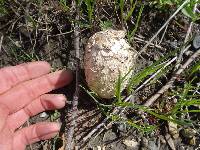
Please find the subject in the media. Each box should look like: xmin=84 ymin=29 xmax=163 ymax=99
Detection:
xmin=0 ymin=61 xmax=73 ymax=150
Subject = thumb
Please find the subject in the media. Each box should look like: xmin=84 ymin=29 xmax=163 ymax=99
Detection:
xmin=0 ymin=104 xmax=9 ymax=131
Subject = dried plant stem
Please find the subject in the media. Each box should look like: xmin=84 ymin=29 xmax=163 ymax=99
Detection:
xmin=144 ymin=48 xmax=200 ymax=107
xmin=66 ymin=1 xmax=80 ymax=150
xmin=134 ymin=37 xmax=164 ymax=50
xmin=139 ymin=0 xmax=190 ymax=54
xmin=159 ymin=23 xmax=169 ymax=45
xmin=176 ymin=2 xmax=197 ymax=69
xmin=0 ymin=36 xmax=3 ymax=52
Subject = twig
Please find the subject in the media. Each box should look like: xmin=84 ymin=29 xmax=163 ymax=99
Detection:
xmin=136 ymin=43 xmax=191 ymax=93
xmin=144 ymin=48 xmax=200 ymax=107
xmin=66 ymin=1 xmax=80 ymax=150
xmin=134 ymin=37 xmax=164 ymax=50
xmin=139 ymin=0 xmax=190 ymax=54
xmin=175 ymin=1 xmax=197 ymax=69
xmin=47 ymin=31 xmax=73 ymax=37
xmin=159 ymin=23 xmax=169 ymax=45
xmin=0 ymin=36 xmax=3 ymax=52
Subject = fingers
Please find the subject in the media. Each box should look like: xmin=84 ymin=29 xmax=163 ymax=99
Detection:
xmin=0 ymin=61 xmax=51 ymax=94
xmin=13 ymin=122 xmax=60 ymax=150
xmin=0 ymin=70 xmax=72 ymax=114
xmin=0 ymin=104 xmax=9 ymax=131
xmin=7 ymin=94 xmax=66 ymax=130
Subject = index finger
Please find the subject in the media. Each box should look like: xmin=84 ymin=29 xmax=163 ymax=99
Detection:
xmin=0 ymin=70 xmax=72 ymax=114
xmin=0 ymin=61 xmax=51 ymax=94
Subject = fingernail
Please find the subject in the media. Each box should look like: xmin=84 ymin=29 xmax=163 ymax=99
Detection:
xmin=53 ymin=122 xmax=61 ymax=130
xmin=36 ymin=122 xmax=61 ymax=141
xmin=56 ymin=94 xmax=67 ymax=103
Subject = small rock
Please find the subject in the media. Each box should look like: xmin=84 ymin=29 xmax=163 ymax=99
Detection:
xmin=180 ymin=128 xmax=196 ymax=139
xmin=123 ymin=139 xmax=139 ymax=148
xmin=96 ymin=146 xmax=106 ymax=150
xmin=159 ymin=135 xmax=166 ymax=144
xmin=165 ymin=133 xmax=176 ymax=150
xmin=103 ymin=130 xmax=117 ymax=142
xmin=193 ymin=34 xmax=200 ymax=50
xmin=118 ymin=123 xmax=128 ymax=133
xmin=140 ymin=137 xmax=148 ymax=149
xmin=189 ymin=137 xmax=196 ymax=145
xmin=40 ymin=112 xmax=48 ymax=118
xmin=168 ymin=121 xmax=179 ymax=139
xmin=148 ymin=140 xmax=159 ymax=150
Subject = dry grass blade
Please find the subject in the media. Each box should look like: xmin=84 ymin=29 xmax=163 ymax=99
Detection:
xmin=139 ymin=0 xmax=190 ymax=54
xmin=176 ymin=1 xmax=198 ymax=69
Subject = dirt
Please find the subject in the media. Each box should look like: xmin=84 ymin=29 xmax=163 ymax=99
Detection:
xmin=0 ymin=0 xmax=200 ymax=150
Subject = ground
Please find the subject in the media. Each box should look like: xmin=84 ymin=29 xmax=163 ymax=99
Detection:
xmin=0 ymin=0 xmax=200 ymax=150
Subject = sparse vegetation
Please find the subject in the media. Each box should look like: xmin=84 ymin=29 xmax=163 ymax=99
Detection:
xmin=0 ymin=0 xmax=200 ymax=149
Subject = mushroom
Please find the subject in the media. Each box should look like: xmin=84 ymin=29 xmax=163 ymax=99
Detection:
xmin=84 ymin=29 xmax=137 ymax=99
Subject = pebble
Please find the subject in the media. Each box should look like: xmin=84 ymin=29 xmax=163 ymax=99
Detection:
xmin=148 ymin=140 xmax=159 ymax=150
xmin=103 ymin=130 xmax=117 ymax=142
xmin=168 ymin=121 xmax=179 ymax=139
xmin=40 ymin=112 xmax=48 ymax=118
xmin=193 ymin=34 xmax=200 ymax=50
xmin=140 ymin=137 xmax=148 ymax=149
xmin=189 ymin=137 xmax=196 ymax=145
xmin=180 ymin=128 xmax=196 ymax=139
xmin=123 ymin=139 xmax=139 ymax=148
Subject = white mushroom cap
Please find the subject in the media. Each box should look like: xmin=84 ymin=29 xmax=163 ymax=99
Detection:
xmin=84 ymin=29 xmax=137 ymax=99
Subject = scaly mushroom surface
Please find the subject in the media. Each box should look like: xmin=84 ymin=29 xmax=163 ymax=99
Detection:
xmin=84 ymin=29 xmax=137 ymax=99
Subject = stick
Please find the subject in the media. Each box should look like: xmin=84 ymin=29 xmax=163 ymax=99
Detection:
xmin=144 ymin=48 xmax=200 ymax=107
xmin=0 ymin=36 xmax=3 ymax=52
xmin=66 ymin=1 xmax=80 ymax=149
xmin=159 ymin=23 xmax=169 ymax=45
xmin=134 ymin=37 xmax=164 ymax=50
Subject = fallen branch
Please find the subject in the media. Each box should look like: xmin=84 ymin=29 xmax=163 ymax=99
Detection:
xmin=66 ymin=1 xmax=80 ymax=149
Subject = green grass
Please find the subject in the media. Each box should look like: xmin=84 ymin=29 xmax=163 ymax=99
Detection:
xmin=59 ymin=0 xmax=70 ymax=12
xmin=127 ymin=3 xmax=144 ymax=42
xmin=1 ymin=0 xmax=200 ymax=146
xmin=82 ymin=42 xmax=200 ymax=132
xmin=0 ymin=0 xmax=7 ymax=16
xmin=7 ymin=38 xmax=39 ymax=62
xmin=153 ymin=0 xmax=200 ymax=21
xmin=78 ymin=0 xmax=190 ymax=133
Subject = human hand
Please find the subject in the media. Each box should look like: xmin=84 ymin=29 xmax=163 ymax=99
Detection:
xmin=0 ymin=61 xmax=72 ymax=150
